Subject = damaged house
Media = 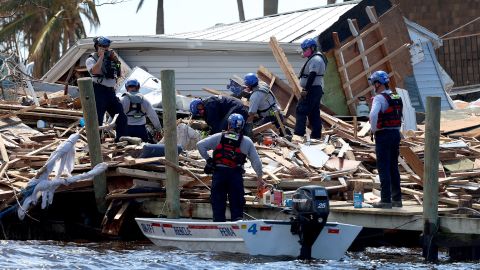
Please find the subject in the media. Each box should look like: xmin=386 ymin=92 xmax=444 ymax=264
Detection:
xmin=41 ymin=0 xmax=452 ymax=118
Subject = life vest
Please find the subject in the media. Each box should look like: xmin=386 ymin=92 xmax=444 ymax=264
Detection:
xmin=254 ymin=81 xmax=277 ymax=115
xmin=213 ymin=132 xmax=247 ymax=168
xmin=88 ymin=52 xmax=121 ymax=80
xmin=298 ymin=52 xmax=328 ymax=79
xmin=377 ymin=93 xmax=403 ymax=129
xmin=123 ymin=92 xmax=146 ymax=119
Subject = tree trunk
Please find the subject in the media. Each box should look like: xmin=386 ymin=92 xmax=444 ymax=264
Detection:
xmin=263 ymin=0 xmax=278 ymax=16
xmin=237 ymin=0 xmax=245 ymax=21
xmin=156 ymin=0 xmax=164 ymax=34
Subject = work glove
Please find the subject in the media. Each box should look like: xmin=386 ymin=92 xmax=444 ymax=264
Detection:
xmin=244 ymin=122 xmax=254 ymax=138
xmin=154 ymin=129 xmax=163 ymax=142
xmin=204 ymin=158 xmax=215 ymax=174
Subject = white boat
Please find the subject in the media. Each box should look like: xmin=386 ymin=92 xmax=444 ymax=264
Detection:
xmin=136 ymin=185 xmax=362 ymax=260
xmin=135 ymin=218 xmax=247 ymax=253
xmin=135 ymin=217 xmax=362 ymax=260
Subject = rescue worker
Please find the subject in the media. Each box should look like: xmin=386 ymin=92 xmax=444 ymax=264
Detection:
xmin=119 ymin=79 xmax=162 ymax=142
xmin=368 ymin=70 xmax=403 ymax=209
xmin=85 ymin=36 xmax=127 ymax=141
xmin=190 ymin=95 xmax=249 ymax=135
xmin=294 ymin=38 xmax=327 ymax=140
xmin=243 ymin=73 xmax=283 ymax=133
xmin=197 ymin=114 xmax=263 ymax=222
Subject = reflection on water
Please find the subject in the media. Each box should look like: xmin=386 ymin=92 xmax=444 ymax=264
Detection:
xmin=0 ymin=240 xmax=478 ymax=270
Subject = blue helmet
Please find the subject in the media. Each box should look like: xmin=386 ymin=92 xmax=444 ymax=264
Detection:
xmin=228 ymin=113 xmax=245 ymax=131
xmin=244 ymin=73 xmax=259 ymax=87
xmin=301 ymin=38 xmax=317 ymax=51
xmin=368 ymin=70 xmax=390 ymax=85
xmin=190 ymin=99 xmax=203 ymax=116
xmin=125 ymin=79 xmax=140 ymax=89
xmin=94 ymin=36 xmax=111 ymax=48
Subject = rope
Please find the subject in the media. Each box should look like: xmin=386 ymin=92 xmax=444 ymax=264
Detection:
xmin=440 ymin=16 xmax=480 ymax=39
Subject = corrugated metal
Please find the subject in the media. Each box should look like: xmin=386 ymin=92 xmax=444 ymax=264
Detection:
xmin=413 ymin=42 xmax=452 ymax=111
xmin=166 ymin=3 xmax=357 ymax=43
xmin=118 ymin=49 xmax=304 ymax=97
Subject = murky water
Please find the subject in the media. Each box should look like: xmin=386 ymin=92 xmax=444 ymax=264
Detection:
xmin=0 ymin=240 xmax=478 ymax=269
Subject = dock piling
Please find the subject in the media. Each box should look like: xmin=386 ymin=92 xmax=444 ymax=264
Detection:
xmin=422 ymin=96 xmax=440 ymax=262
xmin=78 ymin=77 xmax=107 ymax=213
xmin=161 ymin=70 xmax=180 ymax=218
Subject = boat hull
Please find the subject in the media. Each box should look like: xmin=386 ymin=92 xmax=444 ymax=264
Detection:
xmin=237 ymin=220 xmax=362 ymax=260
xmin=135 ymin=218 xmax=362 ymax=260
xmin=135 ymin=218 xmax=247 ymax=253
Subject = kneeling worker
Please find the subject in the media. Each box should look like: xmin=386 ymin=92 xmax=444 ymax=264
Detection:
xmin=197 ymin=114 xmax=263 ymax=222
xmin=120 ymin=79 xmax=162 ymax=142
xmin=243 ymin=73 xmax=283 ymax=132
xmin=190 ymin=95 xmax=249 ymax=135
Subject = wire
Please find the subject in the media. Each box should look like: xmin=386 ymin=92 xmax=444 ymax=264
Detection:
xmin=440 ymin=17 xmax=480 ymax=39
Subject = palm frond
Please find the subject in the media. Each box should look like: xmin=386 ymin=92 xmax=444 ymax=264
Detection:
xmin=136 ymin=0 xmax=145 ymax=13
xmin=29 ymin=9 xmax=64 ymax=62
xmin=0 ymin=12 xmax=36 ymax=40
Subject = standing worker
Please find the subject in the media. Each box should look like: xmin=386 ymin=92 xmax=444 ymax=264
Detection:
xmin=368 ymin=70 xmax=403 ymax=209
xmin=85 ymin=36 xmax=127 ymax=141
xmin=294 ymin=38 xmax=327 ymax=140
xmin=190 ymin=95 xmax=249 ymax=135
xmin=243 ymin=73 xmax=285 ymax=134
xmin=197 ymin=114 xmax=264 ymax=222
xmin=119 ymin=79 xmax=162 ymax=142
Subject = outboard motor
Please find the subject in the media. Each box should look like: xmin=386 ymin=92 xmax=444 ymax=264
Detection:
xmin=290 ymin=185 xmax=330 ymax=260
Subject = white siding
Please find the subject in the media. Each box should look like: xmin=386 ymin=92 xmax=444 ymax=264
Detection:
xmin=118 ymin=49 xmax=304 ymax=97
xmin=413 ymin=42 xmax=452 ymax=111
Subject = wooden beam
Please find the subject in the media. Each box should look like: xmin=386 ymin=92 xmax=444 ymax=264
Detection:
xmin=253 ymin=122 xmax=275 ymax=135
xmin=400 ymin=146 xmax=424 ymax=178
xmin=342 ymin=44 xmax=409 ymax=89
xmin=269 ymin=36 xmax=302 ymax=99
xmin=78 ymin=77 xmax=107 ymax=214
xmin=338 ymin=37 xmax=388 ymax=72
xmin=338 ymin=23 xmax=381 ymax=52
xmin=162 ymin=70 xmax=181 ymax=218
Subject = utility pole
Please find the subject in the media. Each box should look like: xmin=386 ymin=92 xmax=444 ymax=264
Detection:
xmin=161 ymin=70 xmax=180 ymax=218
xmin=78 ymin=77 xmax=107 ymax=213
xmin=422 ymin=96 xmax=440 ymax=262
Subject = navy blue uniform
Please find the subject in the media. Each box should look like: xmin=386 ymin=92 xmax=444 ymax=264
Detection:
xmin=197 ymin=132 xmax=263 ymax=222
xmin=203 ymin=96 xmax=249 ymax=134
xmin=295 ymin=52 xmax=326 ymax=139
xmin=86 ymin=54 xmax=127 ymax=141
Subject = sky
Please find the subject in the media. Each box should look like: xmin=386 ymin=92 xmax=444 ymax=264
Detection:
xmin=85 ymin=0 xmax=337 ymax=37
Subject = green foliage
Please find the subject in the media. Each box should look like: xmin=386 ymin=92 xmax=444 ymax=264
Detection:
xmin=0 ymin=0 xmax=101 ymax=78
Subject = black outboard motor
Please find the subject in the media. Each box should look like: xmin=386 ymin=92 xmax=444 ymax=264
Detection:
xmin=290 ymin=185 xmax=330 ymax=260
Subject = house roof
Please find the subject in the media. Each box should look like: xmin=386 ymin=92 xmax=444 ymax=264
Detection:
xmin=41 ymin=36 xmax=300 ymax=82
xmin=404 ymin=18 xmax=443 ymax=48
xmin=165 ymin=2 xmax=359 ymax=43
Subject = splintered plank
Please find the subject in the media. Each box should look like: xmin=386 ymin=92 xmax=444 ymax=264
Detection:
xmin=262 ymin=151 xmax=295 ymax=169
xmin=269 ymin=36 xmax=302 ymax=99
xmin=0 ymin=105 xmax=37 ymax=120
xmin=399 ymin=146 xmax=424 ymax=178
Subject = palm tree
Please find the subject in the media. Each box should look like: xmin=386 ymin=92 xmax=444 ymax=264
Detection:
xmin=137 ymin=0 xmax=164 ymax=34
xmin=0 ymin=0 xmax=100 ymax=77
xmin=264 ymin=0 xmax=278 ymax=16
xmin=237 ymin=0 xmax=245 ymax=21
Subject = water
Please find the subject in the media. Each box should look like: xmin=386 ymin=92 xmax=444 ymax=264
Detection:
xmin=0 ymin=240 xmax=478 ymax=270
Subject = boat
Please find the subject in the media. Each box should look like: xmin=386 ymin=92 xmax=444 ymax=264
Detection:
xmin=135 ymin=217 xmax=361 ymax=260
xmin=136 ymin=185 xmax=362 ymax=260
xmin=135 ymin=218 xmax=247 ymax=253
